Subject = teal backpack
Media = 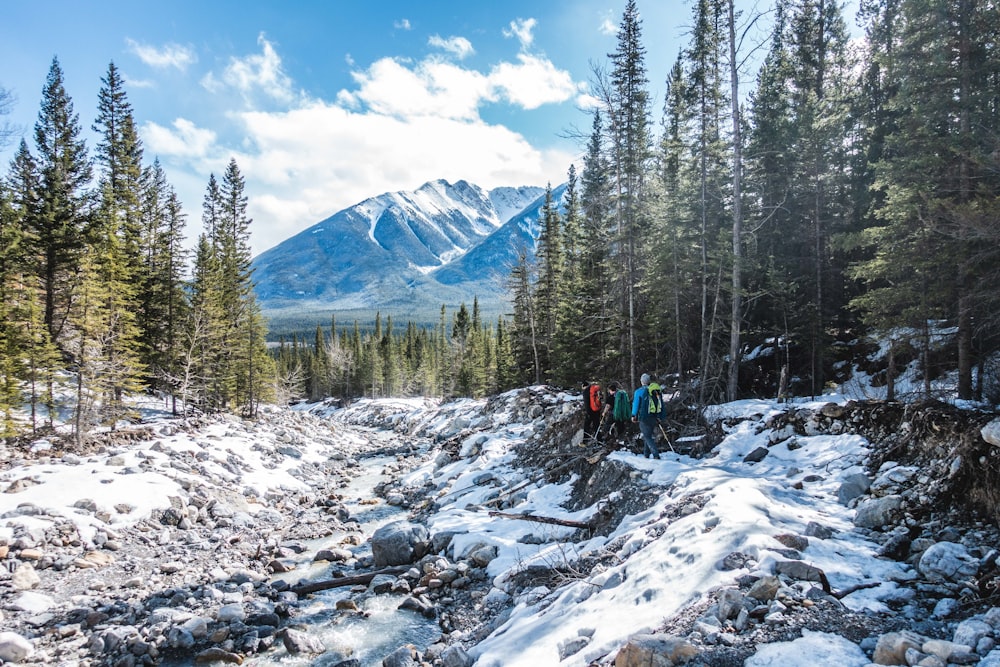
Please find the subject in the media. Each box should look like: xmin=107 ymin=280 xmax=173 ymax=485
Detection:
xmin=612 ymin=389 xmax=630 ymax=421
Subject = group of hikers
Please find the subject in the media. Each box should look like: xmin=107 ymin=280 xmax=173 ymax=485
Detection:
xmin=581 ymin=373 xmax=668 ymax=459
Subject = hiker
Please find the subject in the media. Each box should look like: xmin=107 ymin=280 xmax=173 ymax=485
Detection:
xmin=603 ymin=382 xmax=632 ymax=445
xmin=581 ymin=381 xmax=603 ymax=438
xmin=632 ymin=373 xmax=666 ymax=459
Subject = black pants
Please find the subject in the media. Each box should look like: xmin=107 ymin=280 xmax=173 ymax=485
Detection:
xmin=584 ymin=410 xmax=601 ymax=436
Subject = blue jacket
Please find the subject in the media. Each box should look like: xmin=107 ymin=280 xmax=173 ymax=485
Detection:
xmin=631 ymin=386 xmax=662 ymax=423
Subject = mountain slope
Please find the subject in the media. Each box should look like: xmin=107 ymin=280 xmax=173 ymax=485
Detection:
xmin=252 ymin=179 xmax=545 ymax=319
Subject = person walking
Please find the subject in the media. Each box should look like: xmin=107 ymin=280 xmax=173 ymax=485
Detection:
xmin=631 ymin=373 xmax=665 ymax=459
xmin=603 ymin=382 xmax=632 ymax=446
xmin=581 ymin=381 xmax=603 ymax=439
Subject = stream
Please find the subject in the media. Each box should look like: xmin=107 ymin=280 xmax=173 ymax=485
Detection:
xmin=246 ymin=437 xmax=441 ymax=666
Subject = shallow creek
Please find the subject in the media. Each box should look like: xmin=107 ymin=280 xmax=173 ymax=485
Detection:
xmin=247 ymin=434 xmax=440 ymax=666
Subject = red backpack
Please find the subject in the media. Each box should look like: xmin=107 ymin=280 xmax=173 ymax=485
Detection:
xmin=587 ymin=384 xmax=602 ymax=413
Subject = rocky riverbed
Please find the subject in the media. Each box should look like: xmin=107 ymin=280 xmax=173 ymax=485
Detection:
xmin=2 ymin=390 xmax=1000 ymax=667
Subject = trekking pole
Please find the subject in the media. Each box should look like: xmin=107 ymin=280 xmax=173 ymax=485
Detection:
xmin=657 ymin=422 xmax=676 ymax=453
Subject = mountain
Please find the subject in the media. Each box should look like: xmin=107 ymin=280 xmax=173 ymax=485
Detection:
xmin=252 ymin=179 xmax=547 ymax=326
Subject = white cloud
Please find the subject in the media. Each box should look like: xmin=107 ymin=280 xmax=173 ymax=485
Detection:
xmin=144 ymin=27 xmax=582 ymax=253
xmin=599 ymin=11 xmax=618 ymax=36
xmin=230 ymin=101 xmax=575 ymax=252
xmin=428 ymin=35 xmax=475 ymax=60
xmin=503 ymin=18 xmax=537 ymax=50
xmin=347 ymin=57 xmax=491 ymax=120
xmin=126 ymin=39 xmax=197 ymax=70
xmin=142 ymin=118 xmax=217 ymax=158
xmin=202 ymin=33 xmax=295 ymax=104
xmin=394 ymin=18 xmax=412 ymax=30
xmin=489 ymin=54 xmax=580 ymax=109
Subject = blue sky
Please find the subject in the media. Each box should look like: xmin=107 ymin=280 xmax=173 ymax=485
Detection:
xmin=0 ymin=1 xmax=838 ymax=254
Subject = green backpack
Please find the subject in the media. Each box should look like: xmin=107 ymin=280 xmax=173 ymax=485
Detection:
xmin=612 ymin=389 xmax=630 ymax=421
xmin=647 ymin=383 xmax=663 ymax=415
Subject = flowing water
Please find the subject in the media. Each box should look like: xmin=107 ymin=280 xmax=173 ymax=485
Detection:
xmin=246 ymin=445 xmax=441 ymax=666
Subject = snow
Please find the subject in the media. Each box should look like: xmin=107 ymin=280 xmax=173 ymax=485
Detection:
xmin=744 ymin=629 xmax=870 ymax=667
xmin=1 ymin=389 xmax=916 ymax=666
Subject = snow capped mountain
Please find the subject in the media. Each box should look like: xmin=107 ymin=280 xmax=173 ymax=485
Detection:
xmin=252 ymin=180 xmax=547 ymax=321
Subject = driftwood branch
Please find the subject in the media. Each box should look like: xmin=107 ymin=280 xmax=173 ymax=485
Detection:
xmin=487 ymin=511 xmax=593 ymax=529
xmin=291 ymin=566 xmax=408 ymax=596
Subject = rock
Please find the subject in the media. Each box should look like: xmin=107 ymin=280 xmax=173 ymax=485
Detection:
xmin=441 ymin=644 xmax=474 ymax=667
xmin=853 ymin=494 xmax=903 ymax=529
xmin=467 ymin=544 xmax=499 ymax=567
xmin=836 ymin=473 xmax=871 ymax=505
xmin=0 ymin=632 xmax=34 ymax=662
xmin=873 ymin=631 xmax=925 ymax=665
xmin=194 ymin=647 xmax=244 ymax=664
xmin=982 ymin=418 xmax=1000 ymax=447
xmin=805 ymin=521 xmax=833 ymax=540
xmin=952 ymin=619 xmax=993 ymax=650
xmin=217 ymin=603 xmax=246 ymax=622
xmin=371 ymin=521 xmax=431 ymax=567
xmin=716 ymin=588 xmax=745 ymax=622
xmin=558 ymin=636 xmax=590 ymax=660
xmin=743 ymin=447 xmax=769 ymax=463
xmin=918 ymin=542 xmax=979 ymax=583
xmin=281 ymin=628 xmax=326 ymax=654
xmin=747 ymin=576 xmax=781 ymax=602
xmin=12 ymin=562 xmax=41 ymax=590
xmin=773 ymin=534 xmax=809 ymax=551
xmin=614 ymin=634 xmax=698 ymax=666
xmin=382 ymin=645 xmax=419 ymax=667
xmin=12 ymin=591 xmax=55 ymax=613
xmin=922 ymin=639 xmax=973 ymax=662
xmin=775 ymin=560 xmax=828 ymax=587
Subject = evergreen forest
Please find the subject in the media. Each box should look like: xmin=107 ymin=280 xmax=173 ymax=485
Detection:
xmin=2 ymin=0 xmax=1000 ymax=445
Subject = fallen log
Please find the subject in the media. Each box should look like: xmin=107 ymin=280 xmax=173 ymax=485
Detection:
xmin=291 ymin=566 xmax=408 ymax=596
xmin=487 ymin=511 xmax=593 ymax=529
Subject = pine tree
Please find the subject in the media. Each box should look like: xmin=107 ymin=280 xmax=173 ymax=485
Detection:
xmin=32 ymin=57 xmax=92 ymax=344
xmin=90 ymin=62 xmax=147 ymax=420
xmin=608 ymin=0 xmax=653 ymax=386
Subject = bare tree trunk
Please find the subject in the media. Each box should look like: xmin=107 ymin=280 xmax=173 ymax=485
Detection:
xmin=726 ymin=0 xmax=744 ymax=402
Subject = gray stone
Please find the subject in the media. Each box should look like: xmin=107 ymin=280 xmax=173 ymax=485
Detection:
xmin=743 ymin=447 xmax=769 ymax=463
xmin=11 ymin=562 xmax=41 ymax=590
xmin=281 ymin=628 xmax=325 ymax=654
xmin=982 ymin=418 xmax=1000 ymax=447
xmin=372 ymin=521 xmax=431 ymax=567
xmin=873 ymin=631 xmax=925 ymax=665
xmin=853 ymin=494 xmax=903 ymax=529
xmin=382 ymin=645 xmax=419 ymax=667
xmin=837 ymin=473 xmax=871 ymax=505
xmin=441 ymin=644 xmax=475 ymax=667
xmin=716 ymin=588 xmax=745 ymax=622
xmin=952 ymin=619 xmax=992 ymax=650
xmin=0 ymin=632 xmax=33 ymax=662
xmin=747 ymin=576 xmax=781 ymax=602
xmin=614 ymin=634 xmax=699 ymax=667
xmin=918 ymin=542 xmax=979 ymax=583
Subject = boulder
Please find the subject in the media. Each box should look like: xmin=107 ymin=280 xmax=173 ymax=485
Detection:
xmin=614 ymin=635 xmax=698 ymax=666
xmin=281 ymin=628 xmax=325 ymax=654
xmin=982 ymin=418 xmax=1000 ymax=447
xmin=853 ymin=495 xmax=903 ymax=529
xmin=873 ymin=631 xmax=925 ymax=665
xmin=918 ymin=542 xmax=979 ymax=583
xmin=837 ymin=473 xmax=872 ymax=505
xmin=0 ymin=632 xmax=33 ymax=662
xmin=372 ymin=521 xmax=431 ymax=567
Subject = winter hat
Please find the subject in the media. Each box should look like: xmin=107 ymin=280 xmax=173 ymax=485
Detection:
xmin=640 ymin=373 xmax=651 ymax=386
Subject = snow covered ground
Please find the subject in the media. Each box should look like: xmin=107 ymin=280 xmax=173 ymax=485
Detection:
xmin=1 ymin=387 xmax=994 ymax=665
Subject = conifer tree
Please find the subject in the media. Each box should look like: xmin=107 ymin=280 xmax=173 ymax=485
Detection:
xmin=32 ymin=57 xmax=92 ymax=343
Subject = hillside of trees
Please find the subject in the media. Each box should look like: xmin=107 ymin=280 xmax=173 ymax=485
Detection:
xmin=0 ymin=60 xmax=271 ymax=441
xmin=2 ymin=0 xmax=999 ymax=443
xmin=502 ymin=0 xmax=1000 ymax=404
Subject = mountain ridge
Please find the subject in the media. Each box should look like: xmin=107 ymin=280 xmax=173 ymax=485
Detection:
xmin=252 ymin=179 xmax=552 ymax=326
